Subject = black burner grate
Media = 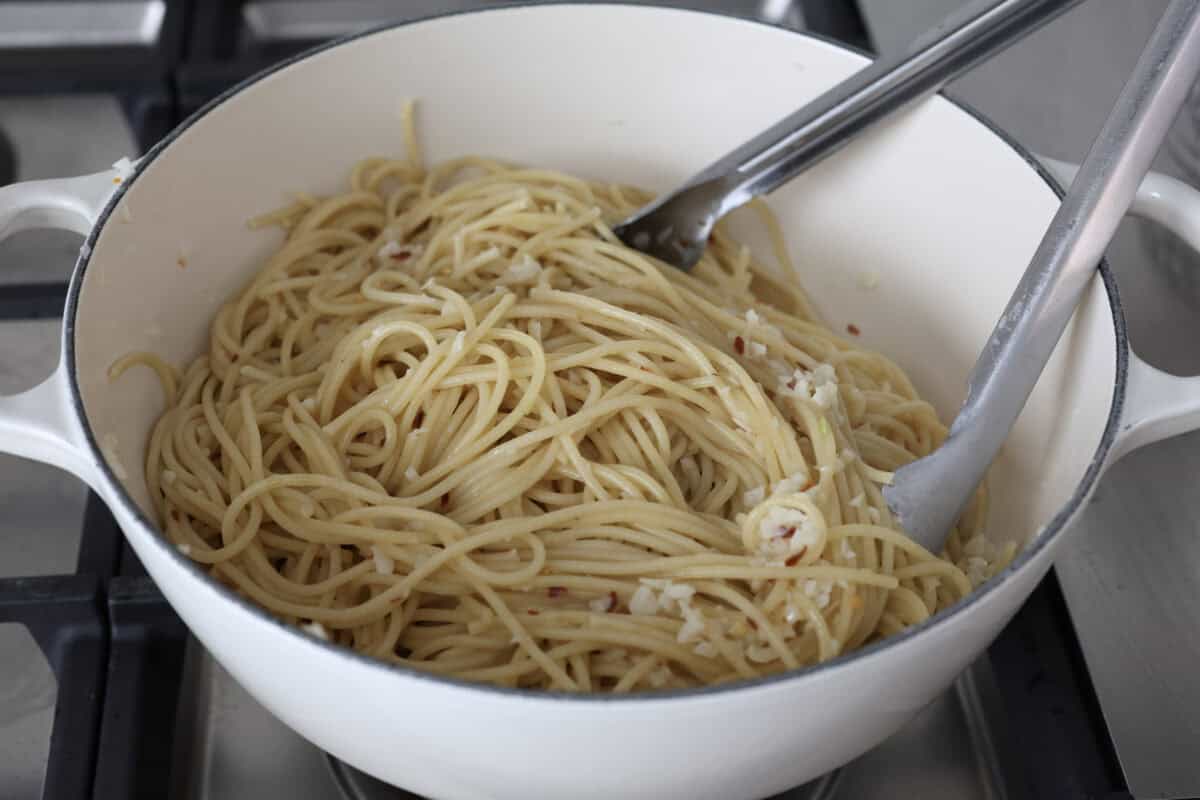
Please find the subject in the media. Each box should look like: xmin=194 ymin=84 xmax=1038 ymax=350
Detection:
xmin=0 ymin=126 xmax=12 ymax=186
xmin=0 ymin=574 xmax=106 ymax=800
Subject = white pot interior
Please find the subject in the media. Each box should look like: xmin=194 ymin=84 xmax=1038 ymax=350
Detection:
xmin=74 ymin=4 xmax=1115 ymax=590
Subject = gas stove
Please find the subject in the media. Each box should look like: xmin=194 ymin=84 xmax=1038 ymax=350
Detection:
xmin=1 ymin=2 xmax=1195 ymax=799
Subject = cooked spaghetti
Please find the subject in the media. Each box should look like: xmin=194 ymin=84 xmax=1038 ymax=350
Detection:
xmin=114 ymin=112 xmax=1013 ymax=692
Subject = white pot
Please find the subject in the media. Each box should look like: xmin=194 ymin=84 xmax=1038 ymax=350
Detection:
xmin=3 ymin=6 xmax=1200 ymax=799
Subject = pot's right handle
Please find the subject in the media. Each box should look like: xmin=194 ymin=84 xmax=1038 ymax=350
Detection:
xmin=1041 ymin=156 xmax=1200 ymax=458
xmin=0 ymin=169 xmax=125 ymax=487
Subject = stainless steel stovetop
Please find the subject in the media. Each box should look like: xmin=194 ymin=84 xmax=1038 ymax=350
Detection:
xmin=2 ymin=2 xmax=1198 ymax=799
xmin=172 ymin=646 xmax=1010 ymax=800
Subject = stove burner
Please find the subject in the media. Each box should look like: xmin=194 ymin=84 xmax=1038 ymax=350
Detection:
xmin=325 ymin=754 xmax=841 ymax=800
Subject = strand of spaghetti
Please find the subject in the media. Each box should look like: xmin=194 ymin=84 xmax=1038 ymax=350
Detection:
xmin=470 ymin=579 xmax=576 ymax=691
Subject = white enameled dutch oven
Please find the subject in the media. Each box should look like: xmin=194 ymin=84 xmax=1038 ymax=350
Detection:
xmin=4 ymin=6 xmax=1200 ymax=799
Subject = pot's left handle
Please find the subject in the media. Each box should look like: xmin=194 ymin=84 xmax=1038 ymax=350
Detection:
xmin=1041 ymin=156 xmax=1200 ymax=458
xmin=0 ymin=168 xmax=126 ymax=487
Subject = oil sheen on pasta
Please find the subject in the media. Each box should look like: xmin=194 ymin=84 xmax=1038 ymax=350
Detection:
xmin=117 ymin=117 xmax=1014 ymax=693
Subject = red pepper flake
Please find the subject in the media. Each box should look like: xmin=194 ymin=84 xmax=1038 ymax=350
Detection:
xmin=440 ymin=494 xmax=449 ymax=510
xmin=413 ymin=410 xmax=424 ymax=428
xmin=786 ymin=378 xmax=797 ymax=390
xmin=606 ymin=590 xmax=618 ymax=611
xmin=747 ymin=618 xmax=758 ymax=630
xmin=785 ymin=546 xmax=808 ymax=567
xmin=390 ymin=251 xmax=410 ymax=261
xmin=547 ymin=586 xmax=567 ymax=599
xmin=733 ymin=336 xmax=745 ymax=355
xmin=527 ymin=609 xmax=540 ymax=616
xmin=846 ymin=323 xmax=861 ymax=336
xmin=781 ymin=526 xmax=797 ymax=539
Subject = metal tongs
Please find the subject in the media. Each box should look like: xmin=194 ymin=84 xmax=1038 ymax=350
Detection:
xmin=618 ymin=0 xmax=1200 ymax=551
xmin=887 ymin=0 xmax=1200 ymax=550
xmin=615 ymin=0 xmax=1086 ymax=267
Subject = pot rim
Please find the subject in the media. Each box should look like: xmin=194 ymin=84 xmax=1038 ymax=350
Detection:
xmin=62 ymin=2 xmax=1128 ymax=704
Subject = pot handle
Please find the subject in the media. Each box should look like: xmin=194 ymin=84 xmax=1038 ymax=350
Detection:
xmin=1041 ymin=156 xmax=1200 ymax=457
xmin=0 ymin=168 xmax=126 ymax=486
